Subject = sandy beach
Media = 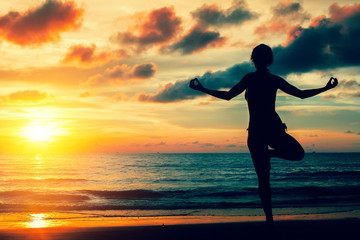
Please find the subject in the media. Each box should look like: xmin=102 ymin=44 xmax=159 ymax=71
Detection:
xmin=0 ymin=218 xmax=359 ymax=240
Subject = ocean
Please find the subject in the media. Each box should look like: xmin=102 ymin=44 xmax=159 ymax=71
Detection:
xmin=0 ymin=153 xmax=359 ymax=227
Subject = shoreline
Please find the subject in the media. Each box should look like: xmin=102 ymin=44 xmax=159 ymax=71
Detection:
xmin=0 ymin=218 xmax=359 ymax=240
xmin=0 ymin=208 xmax=359 ymax=230
xmin=0 ymin=207 xmax=359 ymax=230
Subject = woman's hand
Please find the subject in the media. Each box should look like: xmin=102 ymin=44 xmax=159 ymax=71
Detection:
xmin=189 ymin=78 xmax=204 ymax=91
xmin=326 ymin=77 xmax=338 ymax=90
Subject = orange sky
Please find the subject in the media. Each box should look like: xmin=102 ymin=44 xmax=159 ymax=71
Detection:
xmin=0 ymin=0 xmax=359 ymax=153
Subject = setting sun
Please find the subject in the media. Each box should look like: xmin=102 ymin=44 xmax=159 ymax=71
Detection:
xmin=21 ymin=122 xmax=67 ymax=142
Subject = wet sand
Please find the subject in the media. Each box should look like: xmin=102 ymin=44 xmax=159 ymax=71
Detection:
xmin=0 ymin=218 xmax=359 ymax=240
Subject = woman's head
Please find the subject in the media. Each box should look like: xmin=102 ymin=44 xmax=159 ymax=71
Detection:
xmin=251 ymin=44 xmax=274 ymax=70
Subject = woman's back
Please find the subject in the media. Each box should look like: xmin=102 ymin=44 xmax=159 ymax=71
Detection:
xmin=245 ymin=70 xmax=283 ymax=132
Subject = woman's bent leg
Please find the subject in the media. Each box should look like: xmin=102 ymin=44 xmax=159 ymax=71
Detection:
xmin=269 ymin=132 xmax=304 ymax=161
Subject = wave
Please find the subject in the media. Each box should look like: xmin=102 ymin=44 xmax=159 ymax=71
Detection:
xmin=273 ymin=185 xmax=360 ymax=197
xmin=1 ymin=185 xmax=358 ymax=203
xmin=0 ymin=190 xmax=90 ymax=203
xmin=82 ymin=185 xmax=360 ymax=200
xmin=1 ymin=185 xmax=359 ymax=212
xmin=81 ymin=188 xmax=262 ymax=200
xmin=276 ymin=170 xmax=360 ymax=182
xmin=5 ymin=178 xmax=88 ymax=183
xmin=279 ymin=170 xmax=360 ymax=178
xmin=81 ymin=189 xmax=187 ymax=199
xmin=0 ymin=202 xmax=260 ymax=211
xmin=1 ymin=200 xmax=359 ymax=212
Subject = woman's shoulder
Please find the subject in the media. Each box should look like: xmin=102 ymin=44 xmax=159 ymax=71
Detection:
xmin=243 ymin=71 xmax=258 ymax=79
xmin=246 ymin=71 xmax=280 ymax=80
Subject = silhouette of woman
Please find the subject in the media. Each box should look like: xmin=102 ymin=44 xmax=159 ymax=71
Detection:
xmin=189 ymin=44 xmax=338 ymax=225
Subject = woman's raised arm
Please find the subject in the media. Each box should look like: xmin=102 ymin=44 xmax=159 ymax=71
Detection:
xmin=189 ymin=76 xmax=249 ymax=101
xmin=278 ymin=77 xmax=338 ymax=99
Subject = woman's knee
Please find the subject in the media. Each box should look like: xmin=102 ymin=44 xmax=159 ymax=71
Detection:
xmin=292 ymin=146 xmax=305 ymax=161
xmin=278 ymin=134 xmax=305 ymax=161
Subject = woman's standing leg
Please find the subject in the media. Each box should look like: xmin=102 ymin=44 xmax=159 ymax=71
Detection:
xmin=248 ymin=134 xmax=273 ymax=225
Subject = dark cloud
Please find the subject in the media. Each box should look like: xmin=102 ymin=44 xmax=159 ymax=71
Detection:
xmin=200 ymin=143 xmax=220 ymax=148
xmin=112 ymin=7 xmax=181 ymax=52
xmin=144 ymin=142 xmax=167 ymax=147
xmin=165 ymin=26 xmax=226 ymax=55
xmin=139 ymin=3 xmax=360 ymax=103
xmin=0 ymin=0 xmax=83 ymax=45
xmin=165 ymin=0 xmax=255 ymax=55
xmin=273 ymin=2 xmax=302 ymax=16
xmin=338 ymin=80 xmax=360 ymax=89
xmin=132 ymin=63 xmax=158 ymax=78
xmin=191 ymin=0 xmax=257 ymax=27
xmin=85 ymin=62 xmax=157 ymax=86
xmin=328 ymin=2 xmax=360 ymax=21
xmin=225 ymin=144 xmax=237 ymax=148
xmin=345 ymin=130 xmax=360 ymax=135
xmin=272 ymin=3 xmax=360 ymax=74
xmin=138 ymin=62 xmax=252 ymax=102
xmin=254 ymin=1 xmax=310 ymax=39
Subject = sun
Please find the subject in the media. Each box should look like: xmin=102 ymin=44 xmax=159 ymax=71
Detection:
xmin=21 ymin=122 xmax=65 ymax=142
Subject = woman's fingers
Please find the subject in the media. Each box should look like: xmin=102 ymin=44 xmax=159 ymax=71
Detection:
xmin=190 ymin=78 xmax=200 ymax=89
xmin=329 ymin=77 xmax=338 ymax=88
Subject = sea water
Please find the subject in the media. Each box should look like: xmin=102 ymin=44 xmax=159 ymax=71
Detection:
xmin=0 ymin=153 xmax=359 ymax=226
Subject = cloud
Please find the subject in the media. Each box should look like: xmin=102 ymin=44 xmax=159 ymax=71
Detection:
xmin=138 ymin=62 xmax=253 ymax=103
xmin=85 ymin=62 xmax=157 ymax=86
xmin=0 ymin=66 xmax=102 ymax=87
xmin=254 ymin=1 xmax=310 ymax=39
xmin=164 ymin=0 xmax=254 ymax=55
xmin=225 ymin=144 xmax=237 ymax=148
xmin=328 ymin=2 xmax=360 ymax=21
xmin=164 ymin=26 xmax=226 ymax=55
xmin=113 ymin=92 xmax=129 ymax=102
xmin=283 ymin=25 xmax=303 ymax=46
xmin=1 ymin=90 xmax=52 ymax=105
xmin=9 ymin=90 xmax=47 ymax=102
xmin=345 ymin=130 xmax=360 ymax=135
xmin=200 ymin=143 xmax=220 ymax=148
xmin=272 ymin=1 xmax=304 ymax=16
xmin=271 ymin=2 xmax=360 ymax=74
xmin=191 ymin=0 xmax=257 ymax=27
xmin=79 ymin=91 xmax=91 ymax=98
xmin=131 ymin=63 xmax=158 ymax=78
xmin=62 ymin=44 xmax=128 ymax=66
xmin=111 ymin=7 xmax=181 ymax=52
xmin=62 ymin=44 xmax=109 ymax=65
xmin=139 ymin=3 xmax=360 ymax=103
xmin=0 ymin=0 xmax=84 ymax=45
xmin=144 ymin=141 xmax=167 ymax=147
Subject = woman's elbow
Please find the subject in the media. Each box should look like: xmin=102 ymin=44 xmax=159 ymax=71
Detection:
xmin=225 ymin=93 xmax=236 ymax=101
xmin=225 ymin=96 xmax=234 ymax=101
xmin=297 ymin=91 xmax=307 ymax=99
